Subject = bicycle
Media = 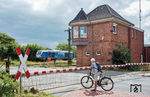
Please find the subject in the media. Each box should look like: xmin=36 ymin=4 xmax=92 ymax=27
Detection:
xmin=81 ymin=70 xmax=114 ymax=91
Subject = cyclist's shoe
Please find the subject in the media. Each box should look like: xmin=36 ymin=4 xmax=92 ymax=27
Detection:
xmin=97 ymin=80 xmax=101 ymax=86
xmin=91 ymin=89 xmax=96 ymax=91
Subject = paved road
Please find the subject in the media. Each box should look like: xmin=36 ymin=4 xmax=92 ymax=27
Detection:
xmin=62 ymin=89 xmax=150 ymax=97
xmin=45 ymin=72 xmax=150 ymax=97
xmin=1 ymin=66 xmax=150 ymax=96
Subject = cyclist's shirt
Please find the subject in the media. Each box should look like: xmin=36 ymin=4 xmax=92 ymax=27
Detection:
xmin=91 ymin=62 xmax=98 ymax=74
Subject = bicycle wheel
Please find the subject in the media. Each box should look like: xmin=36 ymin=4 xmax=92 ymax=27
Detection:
xmin=100 ymin=77 xmax=114 ymax=91
xmin=81 ymin=76 xmax=94 ymax=89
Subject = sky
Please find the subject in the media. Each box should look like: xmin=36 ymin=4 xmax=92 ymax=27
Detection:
xmin=0 ymin=0 xmax=150 ymax=49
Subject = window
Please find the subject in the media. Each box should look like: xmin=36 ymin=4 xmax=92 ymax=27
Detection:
xmin=132 ymin=31 xmax=134 ymax=38
xmin=65 ymin=53 xmax=69 ymax=57
xmin=100 ymin=36 xmax=104 ymax=40
xmin=80 ymin=26 xmax=87 ymax=38
xmin=73 ymin=26 xmax=78 ymax=38
xmin=135 ymin=31 xmax=137 ymax=39
xmin=85 ymin=51 xmax=90 ymax=56
xmin=113 ymin=23 xmax=117 ymax=34
xmin=96 ymin=51 xmax=101 ymax=56
xmin=51 ymin=53 xmax=55 ymax=57
xmin=49 ymin=52 xmax=51 ymax=57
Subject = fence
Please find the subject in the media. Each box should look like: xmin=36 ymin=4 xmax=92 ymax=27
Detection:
xmin=0 ymin=62 xmax=5 ymax=71
xmin=22 ymin=70 xmax=87 ymax=91
xmin=17 ymin=63 xmax=150 ymax=91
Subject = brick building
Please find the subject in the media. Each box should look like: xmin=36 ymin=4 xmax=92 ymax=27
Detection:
xmin=69 ymin=4 xmax=144 ymax=66
xmin=144 ymin=44 xmax=150 ymax=62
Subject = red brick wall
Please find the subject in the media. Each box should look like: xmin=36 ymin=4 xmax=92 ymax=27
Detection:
xmin=76 ymin=45 xmax=91 ymax=66
xmin=92 ymin=22 xmax=112 ymax=64
xmin=130 ymin=28 xmax=144 ymax=62
xmin=144 ymin=47 xmax=150 ymax=62
xmin=71 ymin=21 xmax=144 ymax=66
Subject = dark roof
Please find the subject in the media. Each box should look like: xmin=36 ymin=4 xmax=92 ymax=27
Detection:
xmin=70 ymin=4 xmax=133 ymax=25
xmin=69 ymin=8 xmax=88 ymax=24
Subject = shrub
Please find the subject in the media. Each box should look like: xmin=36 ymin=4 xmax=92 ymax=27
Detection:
xmin=0 ymin=70 xmax=19 ymax=97
xmin=126 ymin=65 xmax=142 ymax=71
xmin=109 ymin=43 xmax=131 ymax=65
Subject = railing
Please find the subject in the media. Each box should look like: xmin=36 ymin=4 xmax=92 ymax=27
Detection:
xmin=13 ymin=63 xmax=150 ymax=91
xmin=22 ymin=70 xmax=87 ymax=91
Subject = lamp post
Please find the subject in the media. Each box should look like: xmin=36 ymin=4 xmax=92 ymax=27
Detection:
xmin=6 ymin=38 xmax=12 ymax=74
xmin=65 ymin=27 xmax=72 ymax=66
xmin=139 ymin=0 xmax=141 ymax=29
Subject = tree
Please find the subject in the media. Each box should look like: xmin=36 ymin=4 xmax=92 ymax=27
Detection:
xmin=0 ymin=32 xmax=18 ymax=60
xmin=0 ymin=32 xmax=52 ymax=62
xmin=55 ymin=43 xmax=68 ymax=51
xmin=20 ymin=43 xmax=51 ymax=61
xmin=0 ymin=70 xmax=19 ymax=97
xmin=109 ymin=43 xmax=131 ymax=65
xmin=0 ymin=32 xmax=19 ymax=73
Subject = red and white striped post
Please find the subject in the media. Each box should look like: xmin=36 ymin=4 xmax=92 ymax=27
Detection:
xmin=15 ymin=47 xmax=30 ymax=80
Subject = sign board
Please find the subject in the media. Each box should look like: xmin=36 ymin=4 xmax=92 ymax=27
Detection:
xmin=15 ymin=47 xmax=30 ymax=80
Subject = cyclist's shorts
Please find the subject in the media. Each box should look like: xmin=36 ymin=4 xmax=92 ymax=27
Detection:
xmin=93 ymin=72 xmax=101 ymax=81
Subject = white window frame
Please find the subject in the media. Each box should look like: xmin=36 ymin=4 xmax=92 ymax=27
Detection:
xmin=100 ymin=36 xmax=104 ymax=40
xmin=113 ymin=23 xmax=117 ymax=34
xmin=85 ymin=51 xmax=90 ymax=56
xmin=96 ymin=51 xmax=101 ymax=56
xmin=73 ymin=26 xmax=79 ymax=38
xmin=80 ymin=26 xmax=87 ymax=38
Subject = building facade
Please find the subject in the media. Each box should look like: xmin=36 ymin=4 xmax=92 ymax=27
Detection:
xmin=144 ymin=44 xmax=150 ymax=62
xmin=69 ymin=5 xmax=144 ymax=66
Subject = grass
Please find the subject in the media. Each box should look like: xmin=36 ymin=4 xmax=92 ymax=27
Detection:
xmin=0 ymin=60 xmax=77 ymax=69
xmin=14 ymin=88 xmax=56 ymax=97
xmin=1 ymin=60 xmax=150 ymax=71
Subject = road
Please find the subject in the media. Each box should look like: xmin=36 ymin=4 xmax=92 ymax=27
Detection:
xmin=1 ymin=66 xmax=150 ymax=96
xmin=45 ymin=72 xmax=150 ymax=97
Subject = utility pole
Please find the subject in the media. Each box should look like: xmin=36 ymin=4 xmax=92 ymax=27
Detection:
xmin=65 ymin=27 xmax=72 ymax=66
xmin=139 ymin=0 xmax=141 ymax=28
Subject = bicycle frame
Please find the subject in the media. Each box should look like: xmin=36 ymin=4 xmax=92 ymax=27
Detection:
xmin=81 ymin=70 xmax=114 ymax=91
xmin=88 ymin=70 xmax=104 ymax=80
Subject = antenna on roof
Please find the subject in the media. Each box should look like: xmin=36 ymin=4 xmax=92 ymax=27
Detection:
xmin=139 ymin=0 xmax=141 ymax=28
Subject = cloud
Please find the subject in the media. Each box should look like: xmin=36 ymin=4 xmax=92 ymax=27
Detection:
xmin=0 ymin=0 xmax=150 ymax=50
xmin=120 ymin=0 xmax=150 ymax=45
xmin=143 ymin=15 xmax=150 ymax=27
xmin=121 ymin=0 xmax=150 ymax=16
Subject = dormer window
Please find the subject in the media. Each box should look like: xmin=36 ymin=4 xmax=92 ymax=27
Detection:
xmin=80 ymin=26 xmax=87 ymax=38
xmin=113 ymin=23 xmax=117 ymax=34
xmin=73 ymin=26 xmax=79 ymax=38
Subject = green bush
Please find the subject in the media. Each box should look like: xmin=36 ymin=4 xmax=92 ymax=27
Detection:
xmin=0 ymin=70 xmax=19 ymax=97
xmin=126 ymin=65 xmax=142 ymax=71
xmin=109 ymin=43 xmax=131 ymax=65
xmin=108 ymin=43 xmax=144 ymax=71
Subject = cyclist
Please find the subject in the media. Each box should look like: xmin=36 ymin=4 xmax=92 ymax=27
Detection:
xmin=90 ymin=58 xmax=101 ymax=92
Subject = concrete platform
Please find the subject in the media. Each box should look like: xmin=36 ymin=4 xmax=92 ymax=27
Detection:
xmin=62 ymin=89 xmax=150 ymax=97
